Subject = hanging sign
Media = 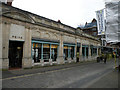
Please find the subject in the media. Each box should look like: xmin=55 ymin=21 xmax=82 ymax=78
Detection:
xmin=96 ymin=9 xmax=105 ymax=35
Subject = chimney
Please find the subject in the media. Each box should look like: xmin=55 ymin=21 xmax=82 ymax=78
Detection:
xmin=58 ymin=20 xmax=61 ymax=23
xmin=7 ymin=0 xmax=13 ymax=6
xmin=85 ymin=22 xmax=87 ymax=25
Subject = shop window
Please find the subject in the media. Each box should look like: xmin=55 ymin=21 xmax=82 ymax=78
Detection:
xmin=51 ymin=45 xmax=58 ymax=61
xmin=64 ymin=45 xmax=75 ymax=60
xmin=76 ymin=46 xmax=80 ymax=61
xmin=77 ymin=47 xmax=80 ymax=52
xmin=71 ymin=46 xmax=74 ymax=59
xmin=91 ymin=48 xmax=93 ymax=56
xmin=32 ymin=43 xmax=41 ymax=63
xmin=86 ymin=47 xmax=89 ymax=57
xmin=98 ymin=48 xmax=101 ymax=55
xmin=82 ymin=46 xmax=89 ymax=57
xmin=68 ymin=47 xmax=71 ymax=58
xmin=64 ymin=46 xmax=68 ymax=60
xmin=82 ymin=47 xmax=85 ymax=57
xmin=93 ymin=48 xmax=97 ymax=55
xmin=43 ymin=44 xmax=50 ymax=62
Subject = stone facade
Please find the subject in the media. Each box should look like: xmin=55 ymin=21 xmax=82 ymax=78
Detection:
xmin=0 ymin=3 xmax=101 ymax=69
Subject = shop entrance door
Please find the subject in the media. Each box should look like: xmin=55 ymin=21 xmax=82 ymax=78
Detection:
xmin=76 ymin=46 xmax=80 ymax=62
xmin=9 ymin=41 xmax=23 ymax=68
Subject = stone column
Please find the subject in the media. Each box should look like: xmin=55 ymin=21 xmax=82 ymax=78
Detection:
xmin=49 ymin=59 xmax=53 ymax=65
xmin=57 ymin=34 xmax=64 ymax=64
xmin=97 ymin=47 xmax=99 ymax=56
xmin=40 ymin=43 xmax=44 ymax=66
xmin=73 ymin=39 xmax=77 ymax=62
xmin=78 ymin=47 xmax=80 ymax=61
xmin=80 ymin=43 xmax=82 ymax=61
xmin=49 ymin=44 xmax=53 ymax=65
xmin=22 ymin=28 xmax=32 ymax=68
xmin=89 ymin=45 xmax=91 ymax=56
xmin=2 ymin=23 xmax=10 ymax=69
xmin=0 ymin=7 xmax=2 ymax=89
xmin=0 ymin=4 xmax=2 ymax=89
xmin=84 ymin=47 xmax=86 ymax=61
xmin=99 ymin=47 xmax=101 ymax=55
xmin=0 ymin=23 xmax=2 ymax=69
xmin=89 ymin=45 xmax=91 ymax=60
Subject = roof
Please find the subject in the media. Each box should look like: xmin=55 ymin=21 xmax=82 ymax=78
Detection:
xmin=84 ymin=22 xmax=97 ymax=29
xmin=1 ymin=3 xmax=76 ymax=30
xmin=1 ymin=3 xmax=100 ymax=42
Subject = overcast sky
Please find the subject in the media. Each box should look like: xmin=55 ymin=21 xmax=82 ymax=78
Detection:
xmin=12 ymin=0 xmax=105 ymax=28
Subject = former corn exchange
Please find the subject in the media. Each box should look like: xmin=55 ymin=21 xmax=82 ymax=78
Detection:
xmin=0 ymin=3 xmax=101 ymax=69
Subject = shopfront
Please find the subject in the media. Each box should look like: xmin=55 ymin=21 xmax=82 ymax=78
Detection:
xmin=8 ymin=24 xmax=25 ymax=69
xmin=9 ymin=41 xmax=23 ymax=68
xmin=82 ymin=45 xmax=89 ymax=58
xmin=63 ymin=43 xmax=75 ymax=61
xmin=1 ymin=3 xmax=101 ymax=69
xmin=76 ymin=43 xmax=81 ymax=62
xmin=93 ymin=46 xmax=97 ymax=56
xmin=32 ymin=39 xmax=59 ymax=63
xmin=90 ymin=45 xmax=98 ymax=56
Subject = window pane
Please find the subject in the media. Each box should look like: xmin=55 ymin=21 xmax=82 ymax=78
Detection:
xmin=38 ymin=44 xmax=41 ymax=60
xmin=43 ymin=44 xmax=50 ymax=62
xmin=91 ymin=48 xmax=93 ymax=56
xmin=86 ymin=47 xmax=88 ymax=57
xmin=71 ymin=46 xmax=74 ymax=59
xmin=82 ymin=47 xmax=85 ymax=56
xmin=51 ymin=45 xmax=58 ymax=61
xmin=51 ymin=45 xmax=58 ymax=48
xmin=32 ymin=43 xmax=41 ymax=63
xmin=64 ymin=46 xmax=68 ymax=60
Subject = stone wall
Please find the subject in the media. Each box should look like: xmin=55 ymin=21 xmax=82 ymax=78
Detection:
xmin=2 ymin=22 xmax=10 ymax=69
xmin=0 ymin=23 xmax=2 ymax=69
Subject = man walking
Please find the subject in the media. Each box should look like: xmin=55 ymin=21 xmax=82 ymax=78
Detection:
xmin=103 ymin=54 xmax=107 ymax=64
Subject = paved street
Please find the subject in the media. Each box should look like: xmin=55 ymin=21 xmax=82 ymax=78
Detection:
xmin=2 ymin=59 xmax=119 ymax=88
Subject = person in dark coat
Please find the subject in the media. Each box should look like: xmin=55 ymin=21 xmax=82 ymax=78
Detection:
xmin=103 ymin=54 xmax=107 ymax=64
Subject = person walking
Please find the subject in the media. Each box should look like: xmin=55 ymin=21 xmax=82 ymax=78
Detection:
xmin=104 ymin=54 xmax=107 ymax=64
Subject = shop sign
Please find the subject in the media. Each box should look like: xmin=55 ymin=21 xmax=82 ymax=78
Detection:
xmin=9 ymin=24 xmax=25 ymax=41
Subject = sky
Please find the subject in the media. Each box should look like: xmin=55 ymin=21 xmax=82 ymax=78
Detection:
xmin=12 ymin=0 xmax=105 ymax=28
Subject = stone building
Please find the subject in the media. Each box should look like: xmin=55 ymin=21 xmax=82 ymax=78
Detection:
xmin=81 ymin=19 xmax=107 ymax=46
xmin=0 ymin=3 xmax=101 ymax=69
xmin=81 ymin=19 xmax=100 ymax=38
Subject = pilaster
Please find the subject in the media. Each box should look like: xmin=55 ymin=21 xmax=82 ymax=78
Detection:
xmin=0 ymin=23 xmax=2 ymax=69
xmin=97 ymin=47 xmax=99 ymax=56
xmin=22 ymin=28 xmax=32 ymax=68
xmin=57 ymin=34 xmax=64 ymax=64
xmin=49 ymin=59 xmax=53 ymax=65
xmin=2 ymin=23 xmax=11 ymax=69
xmin=80 ymin=43 xmax=83 ymax=61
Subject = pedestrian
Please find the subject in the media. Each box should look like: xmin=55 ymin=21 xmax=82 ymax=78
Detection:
xmin=104 ymin=54 xmax=107 ymax=64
